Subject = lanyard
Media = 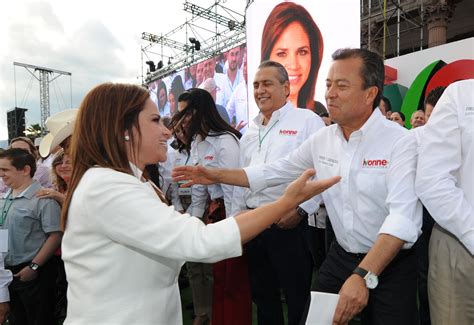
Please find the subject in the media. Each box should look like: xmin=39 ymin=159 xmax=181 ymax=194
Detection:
xmin=1 ymin=193 xmax=14 ymax=226
xmin=258 ymin=120 xmax=279 ymax=152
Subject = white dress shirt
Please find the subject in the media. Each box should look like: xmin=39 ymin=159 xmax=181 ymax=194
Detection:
xmin=230 ymin=101 xmax=325 ymax=217
xmin=0 ymin=254 xmax=12 ymax=302
xmin=224 ymin=69 xmax=244 ymax=94
xmin=189 ymin=132 xmax=241 ymax=219
xmin=245 ymin=108 xmax=422 ymax=253
xmin=62 ymin=166 xmax=242 ymax=325
xmin=213 ymin=73 xmax=232 ymax=108
xmin=226 ymin=81 xmax=249 ymax=134
xmin=415 ymin=79 xmax=474 ymax=254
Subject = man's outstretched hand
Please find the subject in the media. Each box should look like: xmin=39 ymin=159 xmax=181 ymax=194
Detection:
xmin=172 ymin=165 xmax=216 ymax=187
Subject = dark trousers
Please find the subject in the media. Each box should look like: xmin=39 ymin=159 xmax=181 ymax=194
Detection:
xmin=312 ymin=241 xmax=419 ymax=325
xmin=7 ymin=258 xmax=58 ymax=325
xmin=414 ymin=207 xmax=435 ymax=325
xmin=247 ymin=219 xmax=313 ymax=325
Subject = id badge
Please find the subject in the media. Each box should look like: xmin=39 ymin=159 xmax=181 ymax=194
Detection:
xmin=0 ymin=229 xmax=8 ymax=253
xmin=178 ymin=187 xmax=192 ymax=196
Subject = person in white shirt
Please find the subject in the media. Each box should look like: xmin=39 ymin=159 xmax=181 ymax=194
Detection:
xmin=173 ymin=49 xmax=422 ymax=325
xmin=181 ymin=61 xmax=325 ymax=325
xmin=170 ymin=87 xmax=249 ymax=325
xmin=224 ymin=47 xmax=244 ymax=96
xmin=203 ymin=58 xmax=231 ymax=108
xmin=60 ymin=83 xmax=338 ymax=325
xmin=226 ymin=51 xmax=249 ymax=133
xmin=415 ymin=79 xmax=474 ymax=325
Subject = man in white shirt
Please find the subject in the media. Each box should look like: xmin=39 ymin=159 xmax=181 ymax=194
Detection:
xmin=185 ymin=60 xmax=325 ymax=325
xmin=203 ymin=58 xmax=231 ymax=108
xmin=415 ymin=79 xmax=474 ymax=325
xmin=226 ymin=51 xmax=249 ymax=133
xmin=224 ymin=47 xmax=244 ymax=94
xmin=173 ymin=49 xmax=422 ymax=324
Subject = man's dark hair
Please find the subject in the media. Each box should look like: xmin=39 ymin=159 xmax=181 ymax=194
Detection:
xmin=424 ymin=86 xmax=446 ymax=108
xmin=397 ymin=111 xmax=406 ymax=122
xmin=0 ymin=148 xmax=36 ymax=177
xmin=332 ymin=48 xmax=384 ymax=110
xmin=380 ymin=96 xmax=392 ymax=111
xmin=258 ymin=60 xmax=289 ymax=84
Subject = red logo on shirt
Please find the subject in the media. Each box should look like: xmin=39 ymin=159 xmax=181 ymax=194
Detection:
xmin=362 ymin=159 xmax=389 ymax=168
xmin=204 ymin=155 xmax=214 ymax=160
xmin=279 ymin=129 xmax=298 ymax=136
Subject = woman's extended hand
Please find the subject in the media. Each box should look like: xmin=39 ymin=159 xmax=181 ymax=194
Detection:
xmin=282 ymin=169 xmax=340 ymax=207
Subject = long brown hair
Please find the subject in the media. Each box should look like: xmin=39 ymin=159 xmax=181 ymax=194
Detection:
xmin=61 ymin=83 xmax=150 ymax=230
xmin=261 ymin=2 xmax=324 ymax=110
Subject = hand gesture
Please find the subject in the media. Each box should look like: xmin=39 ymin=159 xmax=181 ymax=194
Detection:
xmin=282 ymin=169 xmax=340 ymax=207
xmin=235 ymin=120 xmax=248 ymax=131
xmin=172 ymin=165 xmax=216 ymax=187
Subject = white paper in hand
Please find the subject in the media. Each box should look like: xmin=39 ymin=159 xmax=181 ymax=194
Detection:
xmin=306 ymin=291 xmax=340 ymax=325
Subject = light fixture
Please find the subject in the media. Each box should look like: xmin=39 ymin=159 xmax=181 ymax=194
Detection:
xmin=145 ymin=61 xmax=156 ymax=72
xmin=189 ymin=37 xmax=201 ymax=51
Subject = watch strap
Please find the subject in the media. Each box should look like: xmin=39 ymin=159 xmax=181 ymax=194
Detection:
xmin=353 ymin=266 xmax=368 ymax=278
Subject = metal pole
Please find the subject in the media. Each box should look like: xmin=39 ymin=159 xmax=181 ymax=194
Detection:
xmin=383 ymin=0 xmax=387 ymax=59
xmin=397 ymin=0 xmax=400 ymax=56
xmin=368 ymin=0 xmax=372 ymax=50
xmin=420 ymin=0 xmax=424 ymax=50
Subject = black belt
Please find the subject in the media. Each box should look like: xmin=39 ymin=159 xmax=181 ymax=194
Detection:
xmin=334 ymin=241 xmax=367 ymax=260
xmin=334 ymin=240 xmax=414 ymax=261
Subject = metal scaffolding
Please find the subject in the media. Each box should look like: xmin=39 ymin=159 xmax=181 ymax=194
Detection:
xmin=13 ymin=62 xmax=72 ymax=130
xmin=361 ymin=0 xmax=426 ymax=59
xmin=141 ymin=0 xmax=247 ymax=84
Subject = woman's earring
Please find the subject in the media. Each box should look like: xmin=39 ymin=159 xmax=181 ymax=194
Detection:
xmin=124 ymin=135 xmax=130 ymax=141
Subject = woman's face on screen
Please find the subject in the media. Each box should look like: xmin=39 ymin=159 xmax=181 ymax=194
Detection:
xmin=270 ymin=22 xmax=311 ymax=105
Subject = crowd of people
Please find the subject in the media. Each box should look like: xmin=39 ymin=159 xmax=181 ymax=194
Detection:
xmin=0 ymin=45 xmax=472 ymax=325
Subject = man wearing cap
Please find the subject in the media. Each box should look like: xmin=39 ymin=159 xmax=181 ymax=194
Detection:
xmin=199 ymin=78 xmax=231 ymax=124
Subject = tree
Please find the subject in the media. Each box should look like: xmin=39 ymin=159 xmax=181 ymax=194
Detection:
xmin=24 ymin=123 xmax=44 ymax=140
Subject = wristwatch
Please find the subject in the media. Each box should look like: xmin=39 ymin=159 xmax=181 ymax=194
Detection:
xmin=296 ymin=206 xmax=309 ymax=219
xmin=353 ymin=266 xmax=378 ymax=289
xmin=29 ymin=262 xmax=40 ymax=271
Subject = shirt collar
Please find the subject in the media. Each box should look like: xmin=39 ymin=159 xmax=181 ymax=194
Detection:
xmin=129 ymin=162 xmax=144 ymax=182
xmin=334 ymin=107 xmax=384 ymax=140
xmin=253 ymin=101 xmax=293 ymax=127
xmin=7 ymin=181 xmax=40 ymax=200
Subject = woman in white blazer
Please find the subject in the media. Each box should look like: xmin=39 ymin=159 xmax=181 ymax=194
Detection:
xmin=60 ymin=83 xmax=339 ymax=324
